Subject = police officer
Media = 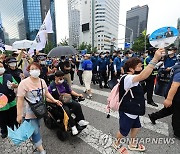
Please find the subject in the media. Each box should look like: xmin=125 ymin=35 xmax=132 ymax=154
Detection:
xmin=113 ymin=51 xmax=123 ymax=79
xmin=97 ymin=52 xmax=109 ymax=89
xmin=148 ymin=54 xmax=180 ymax=138
xmin=91 ymin=53 xmax=99 ymax=84
xmin=105 ymin=51 xmax=111 ymax=80
xmin=155 ymin=46 xmax=177 ymax=96
xmin=144 ymin=47 xmax=158 ymax=107
xmin=110 ymin=51 xmax=117 ymax=80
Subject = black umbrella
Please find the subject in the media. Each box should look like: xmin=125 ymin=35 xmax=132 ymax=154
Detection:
xmin=47 ymin=46 xmax=78 ymax=58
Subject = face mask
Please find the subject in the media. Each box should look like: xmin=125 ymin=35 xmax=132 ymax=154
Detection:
xmin=29 ymin=69 xmax=40 ymax=78
xmin=101 ymin=55 xmax=105 ymax=58
xmin=95 ymin=54 xmax=99 ymax=56
xmin=40 ymin=61 xmax=46 ymax=65
xmin=58 ymin=79 xmax=64 ymax=84
xmin=168 ymin=51 xmax=174 ymax=55
xmin=134 ymin=70 xmax=141 ymax=74
xmin=9 ymin=62 xmax=17 ymax=67
xmin=145 ymin=53 xmax=148 ymax=57
xmin=161 ymin=53 xmax=166 ymax=57
xmin=128 ymin=54 xmax=132 ymax=57
xmin=0 ymin=67 xmax=5 ymax=74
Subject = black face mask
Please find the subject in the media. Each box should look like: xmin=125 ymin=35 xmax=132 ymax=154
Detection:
xmin=134 ymin=71 xmax=141 ymax=74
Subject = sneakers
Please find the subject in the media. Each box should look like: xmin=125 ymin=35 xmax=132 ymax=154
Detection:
xmin=148 ymin=114 xmax=156 ymax=125
xmin=78 ymin=120 xmax=89 ymax=127
xmin=71 ymin=126 xmax=78 ymax=135
xmin=87 ymin=94 xmax=92 ymax=99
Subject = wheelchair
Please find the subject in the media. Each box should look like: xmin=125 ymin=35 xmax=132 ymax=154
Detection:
xmin=44 ymin=96 xmax=86 ymax=141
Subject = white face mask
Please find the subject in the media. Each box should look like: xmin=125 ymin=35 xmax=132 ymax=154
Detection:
xmin=168 ymin=51 xmax=174 ymax=55
xmin=0 ymin=67 xmax=5 ymax=75
xmin=101 ymin=55 xmax=105 ymax=58
xmin=30 ymin=69 xmax=40 ymax=78
xmin=145 ymin=53 xmax=148 ymax=57
xmin=128 ymin=54 xmax=132 ymax=57
xmin=9 ymin=62 xmax=17 ymax=67
xmin=58 ymin=79 xmax=64 ymax=84
xmin=40 ymin=61 xmax=46 ymax=65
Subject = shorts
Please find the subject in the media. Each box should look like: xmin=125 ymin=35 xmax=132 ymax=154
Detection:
xmin=119 ymin=112 xmax=141 ymax=137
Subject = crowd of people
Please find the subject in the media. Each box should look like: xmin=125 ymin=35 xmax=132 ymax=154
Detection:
xmin=0 ymin=46 xmax=179 ymax=153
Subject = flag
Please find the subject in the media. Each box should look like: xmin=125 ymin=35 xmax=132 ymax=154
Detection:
xmin=62 ymin=108 xmax=69 ymax=131
xmin=35 ymin=10 xmax=53 ymax=51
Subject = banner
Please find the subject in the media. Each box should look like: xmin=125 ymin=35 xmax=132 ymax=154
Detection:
xmin=35 ymin=10 xmax=53 ymax=51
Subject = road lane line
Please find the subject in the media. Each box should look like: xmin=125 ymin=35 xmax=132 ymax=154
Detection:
xmin=78 ymin=125 xmax=142 ymax=154
xmin=79 ymin=99 xmax=169 ymax=136
xmin=72 ymin=84 xmax=164 ymax=110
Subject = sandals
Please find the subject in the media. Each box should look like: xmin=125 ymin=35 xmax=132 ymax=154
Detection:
xmin=112 ymin=142 xmax=129 ymax=154
xmin=128 ymin=144 xmax=145 ymax=152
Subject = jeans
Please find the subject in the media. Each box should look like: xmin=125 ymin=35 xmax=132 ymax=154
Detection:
xmin=26 ymin=119 xmax=42 ymax=148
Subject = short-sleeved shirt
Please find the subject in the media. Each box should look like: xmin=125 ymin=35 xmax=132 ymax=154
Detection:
xmin=113 ymin=57 xmax=122 ymax=71
xmin=97 ymin=58 xmax=108 ymax=71
xmin=164 ymin=56 xmax=177 ymax=68
xmin=123 ymin=74 xmax=139 ymax=119
xmin=173 ymin=72 xmax=180 ymax=82
xmin=48 ymin=81 xmax=72 ymax=95
xmin=17 ymin=77 xmax=48 ymax=119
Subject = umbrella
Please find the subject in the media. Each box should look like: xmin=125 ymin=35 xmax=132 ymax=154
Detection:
xmin=47 ymin=46 xmax=78 ymax=58
xmin=8 ymin=120 xmax=35 ymax=146
xmin=12 ymin=40 xmax=37 ymax=49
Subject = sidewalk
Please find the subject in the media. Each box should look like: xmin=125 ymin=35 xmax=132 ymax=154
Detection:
xmin=0 ymin=137 xmax=35 ymax=154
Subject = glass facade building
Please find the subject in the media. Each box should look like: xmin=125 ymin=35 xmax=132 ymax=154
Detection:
xmin=0 ymin=0 xmax=56 ymax=46
xmin=125 ymin=5 xmax=149 ymax=43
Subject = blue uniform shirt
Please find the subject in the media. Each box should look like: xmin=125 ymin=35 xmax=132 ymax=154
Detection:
xmin=97 ymin=57 xmax=108 ymax=71
xmin=91 ymin=56 xmax=98 ymax=70
xmin=164 ymin=56 xmax=177 ymax=68
xmin=82 ymin=59 xmax=93 ymax=71
xmin=113 ymin=57 xmax=122 ymax=71
xmin=173 ymin=72 xmax=180 ymax=82
xmin=121 ymin=57 xmax=129 ymax=67
xmin=105 ymin=56 xmax=110 ymax=65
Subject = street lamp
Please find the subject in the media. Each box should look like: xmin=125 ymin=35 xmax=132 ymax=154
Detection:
xmin=119 ymin=23 xmax=134 ymax=48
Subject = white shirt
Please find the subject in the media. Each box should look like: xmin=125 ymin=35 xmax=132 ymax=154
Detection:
xmin=123 ymin=74 xmax=139 ymax=119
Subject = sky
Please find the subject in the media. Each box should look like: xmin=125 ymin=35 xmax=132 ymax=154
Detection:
xmin=55 ymin=0 xmax=180 ymax=48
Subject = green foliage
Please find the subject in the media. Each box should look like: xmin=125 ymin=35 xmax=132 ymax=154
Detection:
xmin=44 ymin=41 xmax=55 ymax=54
xmin=132 ymin=30 xmax=150 ymax=52
xmin=58 ymin=37 xmax=69 ymax=46
xmin=78 ymin=42 xmax=94 ymax=53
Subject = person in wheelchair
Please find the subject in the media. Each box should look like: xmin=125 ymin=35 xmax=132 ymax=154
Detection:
xmin=48 ymin=70 xmax=89 ymax=135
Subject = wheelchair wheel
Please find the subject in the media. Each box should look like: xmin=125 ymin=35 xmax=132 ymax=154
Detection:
xmin=44 ymin=114 xmax=56 ymax=129
xmin=57 ymin=130 xmax=69 ymax=141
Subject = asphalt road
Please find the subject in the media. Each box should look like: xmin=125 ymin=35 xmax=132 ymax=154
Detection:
xmin=1 ymin=76 xmax=180 ymax=154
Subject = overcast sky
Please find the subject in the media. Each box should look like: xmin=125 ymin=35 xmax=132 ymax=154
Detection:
xmin=55 ymin=0 xmax=180 ymax=48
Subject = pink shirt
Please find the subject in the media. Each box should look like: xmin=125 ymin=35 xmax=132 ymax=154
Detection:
xmin=17 ymin=77 xmax=48 ymax=119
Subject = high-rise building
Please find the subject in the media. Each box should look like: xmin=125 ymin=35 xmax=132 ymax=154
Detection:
xmin=125 ymin=5 xmax=149 ymax=44
xmin=68 ymin=0 xmax=81 ymax=48
xmin=0 ymin=0 xmax=56 ymax=46
xmin=0 ymin=13 xmax=5 ymax=44
xmin=69 ymin=0 xmax=120 ymax=52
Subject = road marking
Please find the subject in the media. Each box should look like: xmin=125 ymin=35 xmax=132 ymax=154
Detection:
xmin=72 ymin=84 xmax=164 ymax=110
xmin=79 ymin=125 xmax=142 ymax=154
xmin=79 ymin=99 xmax=169 ymax=136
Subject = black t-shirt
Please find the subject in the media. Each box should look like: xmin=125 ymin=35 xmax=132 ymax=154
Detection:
xmin=57 ymin=61 xmax=71 ymax=74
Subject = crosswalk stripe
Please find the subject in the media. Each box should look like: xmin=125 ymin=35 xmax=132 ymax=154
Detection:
xmin=72 ymin=84 xmax=164 ymax=110
xmin=79 ymin=98 xmax=169 ymax=136
xmin=79 ymin=125 xmax=143 ymax=154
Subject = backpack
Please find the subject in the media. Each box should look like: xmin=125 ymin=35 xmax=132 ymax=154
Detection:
xmin=106 ymin=75 xmax=132 ymax=118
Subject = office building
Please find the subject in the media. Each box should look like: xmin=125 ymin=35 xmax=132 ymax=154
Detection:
xmin=68 ymin=0 xmax=81 ymax=48
xmin=0 ymin=0 xmax=56 ymax=46
xmin=69 ymin=0 xmax=120 ymax=52
xmin=125 ymin=5 xmax=149 ymax=44
xmin=0 ymin=13 xmax=5 ymax=44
